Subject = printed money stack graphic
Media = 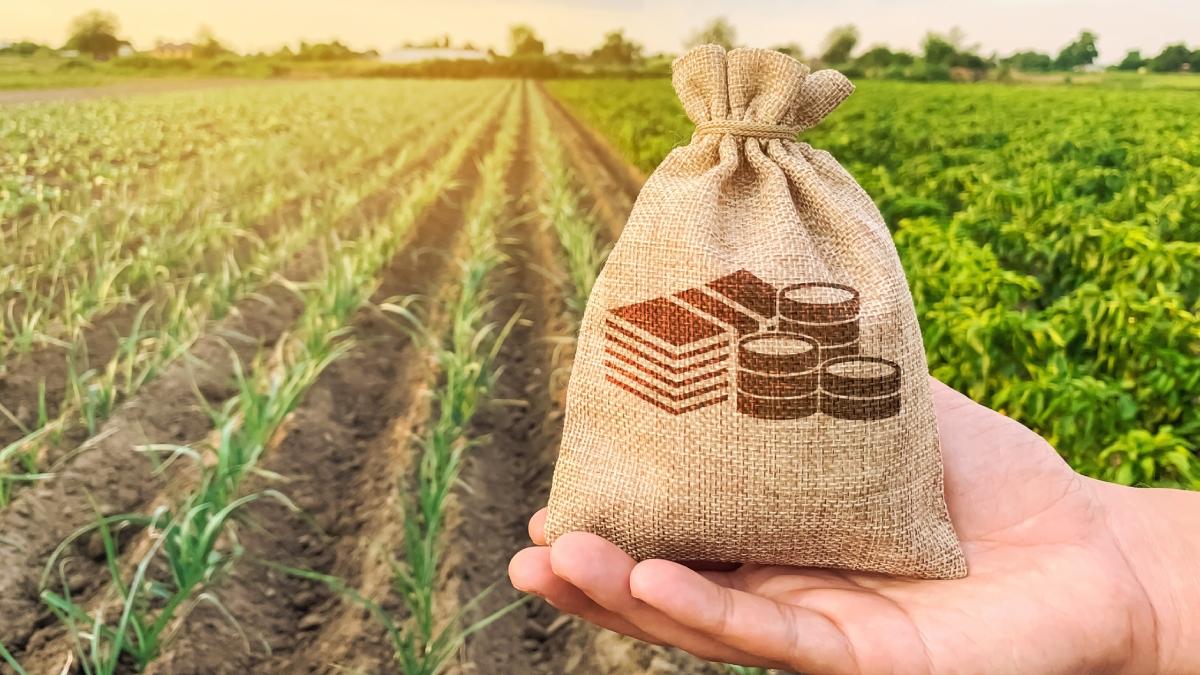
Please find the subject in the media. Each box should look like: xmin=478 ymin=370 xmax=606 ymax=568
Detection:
xmin=602 ymin=271 xmax=902 ymax=420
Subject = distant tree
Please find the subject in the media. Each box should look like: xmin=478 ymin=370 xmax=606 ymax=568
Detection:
xmin=956 ymin=52 xmax=990 ymax=70
xmin=686 ymin=17 xmax=737 ymax=50
xmin=1115 ymin=49 xmax=1146 ymax=71
xmin=591 ymin=30 xmax=642 ymax=65
xmin=1149 ymin=43 xmax=1193 ymax=72
xmin=295 ymin=40 xmax=360 ymax=61
xmin=1005 ymin=50 xmax=1054 ymax=72
xmin=922 ymin=32 xmax=957 ymax=66
xmin=820 ymin=25 xmax=859 ymax=64
xmin=922 ymin=29 xmax=989 ymax=70
xmin=771 ymin=42 xmax=803 ymax=60
xmin=555 ymin=49 xmax=583 ymax=65
xmin=193 ymin=26 xmax=232 ymax=59
xmin=509 ymin=24 xmax=545 ymax=57
xmin=1054 ymin=30 xmax=1099 ymax=69
xmin=0 ymin=40 xmax=46 ymax=56
xmin=856 ymin=45 xmax=900 ymax=69
xmin=64 ymin=10 xmax=127 ymax=59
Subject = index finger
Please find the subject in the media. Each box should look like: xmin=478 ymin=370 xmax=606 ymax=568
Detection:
xmin=528 ymin=507 xmax=548 ymax=545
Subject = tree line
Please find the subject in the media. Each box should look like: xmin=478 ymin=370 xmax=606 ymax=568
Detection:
xmin=684 ymin=19 xmax=1199 ymax=78
xmin=5 ymin=11 xmax=1199 ymax=80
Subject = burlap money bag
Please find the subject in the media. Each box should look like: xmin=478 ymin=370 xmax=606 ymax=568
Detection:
xmin=544 ymin=45 xmax=967 ymax=579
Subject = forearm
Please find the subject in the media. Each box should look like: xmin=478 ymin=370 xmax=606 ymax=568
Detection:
xmin=1101 ymin=480 xmax=1200 ymax=674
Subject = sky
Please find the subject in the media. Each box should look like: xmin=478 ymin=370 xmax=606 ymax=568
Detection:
xmin=4 ymin=0 xmax=1198 ymax=63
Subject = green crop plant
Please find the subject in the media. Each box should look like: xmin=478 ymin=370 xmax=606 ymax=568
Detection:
xmin=37 ymin=332 xmax=332 ymax=671
xmin=528 ymin=85 xmax=610 ymax=317
xmin=36 ymin=337 xmax=333 ymax=671
xmin=1097 ymin=427 xmax=1200 ymax=489
xmin=40 ymin=490 xmax=291 ymax=674
xmin=269 ymin=564 xmax=523 ymax=675
xmin=0 ymin=640 xmax=25 ymax=675
xmin=0 ymin=425 xmax=56 ymax=507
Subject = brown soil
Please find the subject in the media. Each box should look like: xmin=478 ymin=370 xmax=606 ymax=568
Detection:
xmin=0 ymin=278 xmax=306 ymax=665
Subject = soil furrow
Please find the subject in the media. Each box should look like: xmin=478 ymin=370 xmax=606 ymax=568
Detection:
xmin=2 ymin=280 xmax=306 ymax=665
xmin=140 ymin=92 xmax=512 ymax=675
xmin=0 ymin=97 xmax=499 ymax=660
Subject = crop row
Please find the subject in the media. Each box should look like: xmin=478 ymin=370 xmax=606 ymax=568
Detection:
xmin=0 ymin=81 xmax=481 ymax=222
xmin=378 ymin=82 xmax=526 ymax=675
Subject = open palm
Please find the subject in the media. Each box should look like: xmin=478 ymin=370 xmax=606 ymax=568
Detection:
xmin=510 ymin=378 xmax=1167 ymax=674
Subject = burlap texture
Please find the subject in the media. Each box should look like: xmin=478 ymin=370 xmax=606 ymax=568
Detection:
xmin=544 ymin=45 xmax=967 ymax=579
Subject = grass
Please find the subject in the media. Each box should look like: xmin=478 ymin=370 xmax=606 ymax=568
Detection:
xmin=0 ymin=639 xmax=26 ymax=675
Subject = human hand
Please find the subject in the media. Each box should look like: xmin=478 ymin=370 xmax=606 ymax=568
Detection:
xmin=509 ymin=377 xmax=1200 ymax=674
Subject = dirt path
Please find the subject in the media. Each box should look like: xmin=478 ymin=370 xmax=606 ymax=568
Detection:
xmin=0 ymin=78 xmax=266 ymax=106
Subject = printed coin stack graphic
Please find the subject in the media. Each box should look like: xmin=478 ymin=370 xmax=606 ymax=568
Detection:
xmin=603 ymin=270 xmax=903 ymax=421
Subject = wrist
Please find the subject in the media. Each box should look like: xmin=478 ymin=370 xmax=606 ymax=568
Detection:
xmin=1098 ymin=480 xmax=1200 ymax=674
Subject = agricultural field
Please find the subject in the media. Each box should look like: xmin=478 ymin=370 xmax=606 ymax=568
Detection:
xmin=548 ymin=78 xmax=1200 ymax=489
xmin=0 ymin=71 xmax=1197 ymax=675
xmin=0 ymin=79 xmax=716 ymax=674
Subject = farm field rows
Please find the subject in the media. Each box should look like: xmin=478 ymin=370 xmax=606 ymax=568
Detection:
xmin=548 ymin=78 xmax=1200 ymax=489
xmin=3 ymin=72 xmax=1197 ymax=674
xmin=0 ymin=80 xmax=716 ymax=674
